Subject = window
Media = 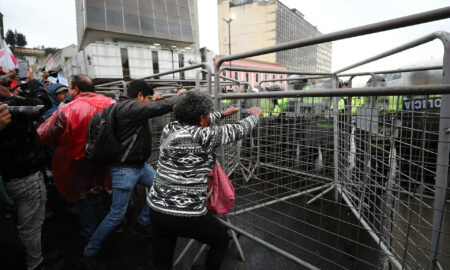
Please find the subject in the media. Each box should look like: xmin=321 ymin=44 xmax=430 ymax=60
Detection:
xmin=140 ymin=16 xmax=155 ymax=35
xmin=155 ymin=20 xmax=169 ymax=35
xmin=235 ymin=72 xmax=238 ymax=80
xmin=256 ymin=73 xmax=259 ymax=82
xmin=152 ymin=51 xmax=159 ymax=78
xmin=106 ymin=2 xmax=123 ymax=32
xmin=178 ymin=54 xmax=185 ymax=79
xmin=181 ymin=25 xmax=193 ymax=41
xmin=124 ymin=11 xmax=140 ymax=34
xmin=246 ymin=73 xmax=249 ymax=82
xmin=169 ymin=22 xmax=182 ymax=39
xmin=139 ymin=0 xmax=153 ymax=11
xmin=121 ymin=48 xmax=130 ymax=80
xmin=86 ymin=5 xmax=106 ymax=29
xmin=178 ymin=54 xmax=184 ymax=68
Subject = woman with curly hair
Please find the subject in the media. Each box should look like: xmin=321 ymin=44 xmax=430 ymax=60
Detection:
xmin=147 ymin=91 xmax=262 ymax=270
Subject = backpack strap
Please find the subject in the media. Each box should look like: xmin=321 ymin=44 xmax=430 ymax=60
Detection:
xmin=120 ymin=126 xmax=143 ymax=163
xmin=106 ymin=102 xmax=142 ymax=163
xmin=160 ymin=129 xmax=183 ymax=152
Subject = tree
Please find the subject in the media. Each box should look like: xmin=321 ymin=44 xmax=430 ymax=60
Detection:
xmin=5 ymin=29 xmax=16 ymax=47
xmin=44 ymin=47 xmax=58 ymax=56
xmin=16 ymin=33 xmax=27 ymax=48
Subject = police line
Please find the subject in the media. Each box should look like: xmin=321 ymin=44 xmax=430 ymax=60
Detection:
xmin=218 ymin=84 xmax=450 ymax=99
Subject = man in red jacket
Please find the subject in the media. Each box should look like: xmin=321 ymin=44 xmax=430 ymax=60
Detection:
xmin=38 ymin=75 xmax=114 ymax=242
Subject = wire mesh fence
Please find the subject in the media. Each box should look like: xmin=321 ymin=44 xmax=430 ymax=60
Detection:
xmin=215 ymin=93 xmax=449 ymax=270
xmin=336 ymin=95 xmax=449 ymax=269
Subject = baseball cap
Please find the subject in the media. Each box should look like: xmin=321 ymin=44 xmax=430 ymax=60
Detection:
xmin=54 ymin=86 xmax=68 ymax=94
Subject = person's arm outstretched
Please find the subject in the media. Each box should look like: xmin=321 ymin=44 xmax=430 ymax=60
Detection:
xmin=199 ymin=107 xmax=262 ymax=152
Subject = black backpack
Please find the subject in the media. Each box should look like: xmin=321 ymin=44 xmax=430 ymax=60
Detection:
xmin=85 ymin=103 xmax=141 ymax=163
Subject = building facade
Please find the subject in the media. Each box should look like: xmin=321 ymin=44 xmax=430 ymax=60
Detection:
xmin=44 ymin=44 xmax=78 ymax=71
xmin=214 ymin=56 xmax=289 ymax=90
xmin=76 ymin=0 xmax=200 ymax=50
xmin=67 ymin=0 xmax=201 ymax=81
xmin=218 ymin=0 xmax=332 ymax=72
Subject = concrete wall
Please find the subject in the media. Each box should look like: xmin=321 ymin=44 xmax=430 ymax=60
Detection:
xmin=62 ymin=42 xmax=201 ymax=80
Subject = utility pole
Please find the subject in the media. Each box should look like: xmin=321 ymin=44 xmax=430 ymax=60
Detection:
xmin=223 ymin=14 xmax=235 ymax=65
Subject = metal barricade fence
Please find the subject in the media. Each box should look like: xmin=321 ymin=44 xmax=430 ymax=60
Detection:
xmin=215 ymin=86 xmax=449 ymax=270
xmin=95 ymin=80 xmax=127 ymax=96
xmin=147 ymin=85 xmax=449 ymax=269
xmin=211 ymin=7 xmax=450 ymax=270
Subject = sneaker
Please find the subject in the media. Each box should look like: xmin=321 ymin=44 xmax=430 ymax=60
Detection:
xmin=79 ymin=256 xmax=105 ymax=270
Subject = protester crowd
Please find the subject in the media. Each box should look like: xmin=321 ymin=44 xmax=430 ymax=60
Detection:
xmin=0 ymin=67 xmax=263 ymax=270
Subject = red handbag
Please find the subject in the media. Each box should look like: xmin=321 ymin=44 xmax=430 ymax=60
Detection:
xmin=206 ymin=163 xmax=235 ymax=215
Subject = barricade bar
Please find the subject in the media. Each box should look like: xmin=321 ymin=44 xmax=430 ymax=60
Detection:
xmin=340 ymin=65 xmax=443 ymax=77
xmin=258 ymin=76 xmax=332 ymax=87
xmin=139 ymin=63 xmax=212 ymax=94
xmin=335 ymin=32 xmax=449 ymax=74
xmin=218 ymin=84 xmax=450 ymax=99
xmin=216 ymin=7 xmax=450 ymax=69
xmin=96 ymin=80 xmax=126 ymax=88
xmin=217 ymin=218 xmax=320 ymax=270
xmin=220 ymin=66 xmax=333 ymax=76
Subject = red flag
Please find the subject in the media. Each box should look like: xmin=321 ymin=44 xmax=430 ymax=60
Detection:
xmin=10 ymin=80 xmax=19 ymax=90
xmin=0 ymin=40 xmax=18 ymax=70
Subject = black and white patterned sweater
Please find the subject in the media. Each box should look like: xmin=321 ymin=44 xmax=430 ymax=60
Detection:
xmin=147 ymin=112 xmax=259 ymax=216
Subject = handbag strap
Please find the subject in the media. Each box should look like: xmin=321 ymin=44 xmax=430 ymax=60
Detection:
xmin=206 ymin=163 xmax=214 ymax=201
xmin=160 ymin=129 xmax=183 ymax=152
xmin=206 ymin=185 xmax=213 ymax=200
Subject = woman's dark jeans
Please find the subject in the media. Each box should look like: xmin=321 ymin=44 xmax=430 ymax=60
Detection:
xmin=149 ymin=209 xmax=230 ymax=270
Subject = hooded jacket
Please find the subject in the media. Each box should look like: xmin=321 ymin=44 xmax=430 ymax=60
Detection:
xmin=38 ymin=92 xmax=114 ymax=203
xmin=43 ymin=83 xmax=66 ymax=118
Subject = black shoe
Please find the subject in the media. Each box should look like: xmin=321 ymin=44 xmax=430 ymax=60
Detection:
xmin=79 ymin=256 xmax=105 ymax=270
xmin=131 ymin=223 xmax=152 ymax=238
xmin=190 ymin=265 xmax=205 ymax=270
xmin=75 ymin=236 xmax=89 ymax=248
xmin=33 ymin=261 xmax=44 ymax=270
xmin=43 ymin=250 xmax=63 ymax=264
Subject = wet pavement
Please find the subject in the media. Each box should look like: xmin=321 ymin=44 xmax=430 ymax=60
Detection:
xmin=41 ymin=184 xmax=378 ymax=270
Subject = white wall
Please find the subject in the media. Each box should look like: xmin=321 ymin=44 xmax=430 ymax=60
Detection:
xmin=61 ymin=42 xmax=202 ymax=80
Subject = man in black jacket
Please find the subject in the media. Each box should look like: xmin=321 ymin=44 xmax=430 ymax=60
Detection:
xmin=83 ymin=80 xmax=186 ymax=259
xmin=0 ymin=78 xmax=52 ymax=270
xmin=0 ymin=103 xmax=26 ymax=270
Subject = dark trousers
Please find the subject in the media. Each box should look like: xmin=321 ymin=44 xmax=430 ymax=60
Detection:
xmin=74 ymin=196 xmax=97 ymax=241
xmin=0 ymin=207 xmax=26 ymax=270
xmin=149 ymin=209 xmax=230 ymax=270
